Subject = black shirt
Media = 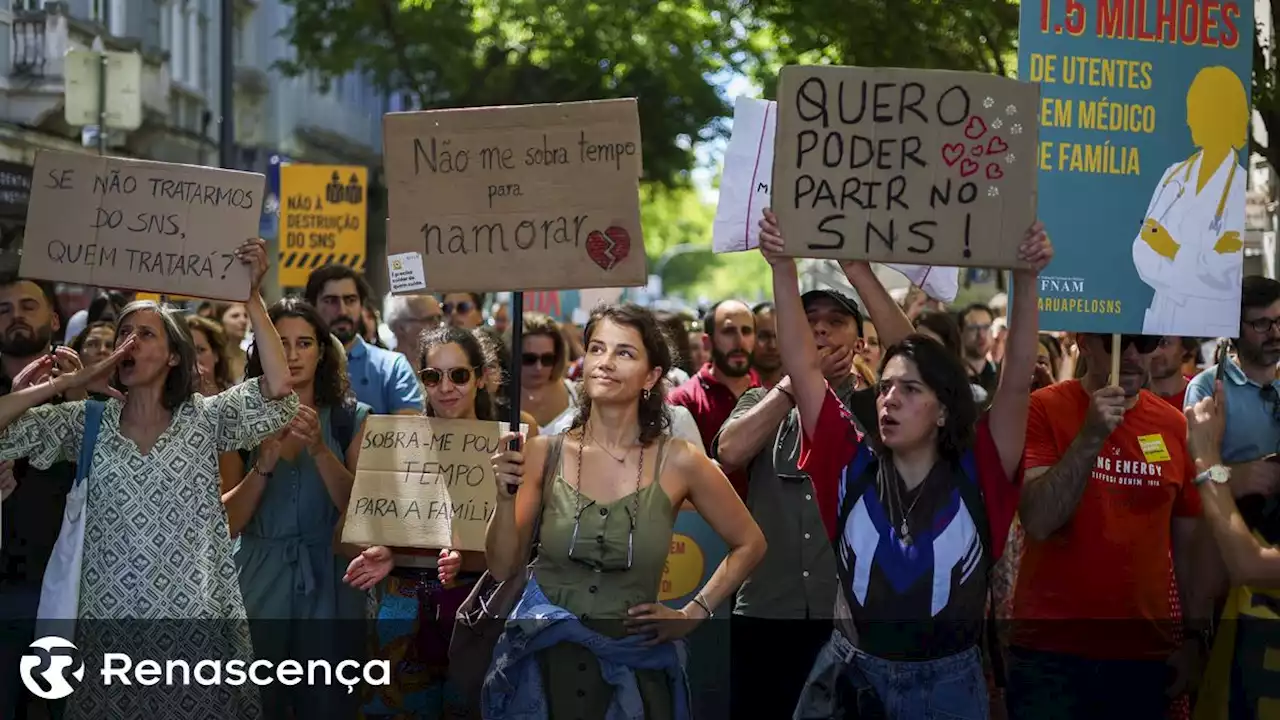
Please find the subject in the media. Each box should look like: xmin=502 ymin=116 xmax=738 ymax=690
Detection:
xmin=0 ymin=373 xmax=75 ymax=590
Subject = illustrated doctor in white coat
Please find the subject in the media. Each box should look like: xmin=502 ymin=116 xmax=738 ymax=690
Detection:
xmin=1133 ymin=66 xmax=1249 ymax=338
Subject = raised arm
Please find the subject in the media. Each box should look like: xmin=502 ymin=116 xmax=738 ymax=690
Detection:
xmin=714 ymin=386 xmax=789 ymax=473
xmin=840 ymin=262 xmax=914 ymax=350
xmin=759 ymin=209 xmax=826 ymax=434
xmin=240 ymin=239 xmax=291 ymax=400
xmin=1020 ymin=387 xmax=1123 ymax=541
xmin=988 ymin=223 xmax=1053 ymax=478
xmin=487 ymin=433 xmax=550 ymax=581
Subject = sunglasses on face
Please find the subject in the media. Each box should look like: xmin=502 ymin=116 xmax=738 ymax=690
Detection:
xmin=1089 ymin=334 xmax=1159 ymax=354
xmin=522 ymin=352 xmax=556 ymax=368
xmin=419 ymin=366 xmax=474 ymax=387
xmin=442 ymin=302 xmax=474 ymax=316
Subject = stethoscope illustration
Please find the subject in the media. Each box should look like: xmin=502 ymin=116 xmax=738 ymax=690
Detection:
xmin=1149 ymin=151 xmax=1236 ymax=234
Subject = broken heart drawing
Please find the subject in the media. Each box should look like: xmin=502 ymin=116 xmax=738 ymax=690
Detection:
xmin=586 ymin=226 xmax=631 ymax=271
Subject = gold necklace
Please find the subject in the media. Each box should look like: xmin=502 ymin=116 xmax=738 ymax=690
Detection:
xmin=585 ymin=424 xmax=635 ymax=464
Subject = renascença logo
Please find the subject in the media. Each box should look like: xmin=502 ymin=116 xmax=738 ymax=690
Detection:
xmin=19 ymin=635 xmax=391 ymax=699
xmin=20 ymin=636 xmax=85 ymax=700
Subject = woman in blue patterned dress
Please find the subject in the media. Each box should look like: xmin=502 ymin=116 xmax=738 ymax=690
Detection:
xmin=221 ymin=298 xmax=371 ymax=719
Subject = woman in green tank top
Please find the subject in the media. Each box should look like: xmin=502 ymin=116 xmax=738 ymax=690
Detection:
xmin=488 ymin=303 xmax=767 ymax=718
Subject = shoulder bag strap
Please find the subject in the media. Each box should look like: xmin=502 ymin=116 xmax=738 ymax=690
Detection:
xmin=76 ymin=401 xmax=106 ymax=488
xmin=530 ymin=434 xmax=565 ymax=558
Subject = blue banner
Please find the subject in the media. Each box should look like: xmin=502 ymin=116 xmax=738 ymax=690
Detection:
xmin=1020 ymin=0 xmax=1253 ymax=336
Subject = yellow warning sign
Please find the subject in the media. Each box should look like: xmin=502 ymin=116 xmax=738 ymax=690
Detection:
xmin=279 ymin=164 xmax=367 ymax=288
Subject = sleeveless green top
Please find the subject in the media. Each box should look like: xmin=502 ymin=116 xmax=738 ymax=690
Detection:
xmin=532 ymin=437 xmax=678 ymax=719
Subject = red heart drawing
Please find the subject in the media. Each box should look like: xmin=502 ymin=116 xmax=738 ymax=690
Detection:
xmin=986 ymin=163 xmax=1004 ymax=180
xmin=960 ymin=158 xmax=979 ymax=177
xmin=964 ymin=116 xmax=988 ymax=140
xmin=987 ymin=136 xmax=1009 ymax=154
xmin=586 ymin=226 xmax=631 ymax=271
xmin=941 ymin=143 xmax=964 ymax=167
xmin=971 ymin=144 xmax=985 ymax=157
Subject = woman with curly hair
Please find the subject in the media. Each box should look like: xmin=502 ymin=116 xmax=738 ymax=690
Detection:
xmin=185 ymin=314 xmax=234 ymax=396
xmin=220 ymin=297 xmax=371 ymax=719
xmin=486 ymin=303 xmax=765 ymax=718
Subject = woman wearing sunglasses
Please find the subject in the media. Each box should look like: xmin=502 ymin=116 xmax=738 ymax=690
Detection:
xmin=342 ymin=325 xmax=538 ymax=719
xmin=486 ymin=303 xmax=765 ymax=719
xmin=519 ymin=312 xmax=579 ymax=434
xmin=219 ymin=298 xmax=370 ymax=719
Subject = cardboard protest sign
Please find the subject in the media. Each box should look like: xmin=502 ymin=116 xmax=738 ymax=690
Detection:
xmin=715 ymin=96 xmax=961 ymax=302
xmin=22 ymin=151 xmax=263 ymax=300
xmin=1020 ymin=1 xmax=1252 ymax=336
xmin=383 ymin=99 xmax=648 ymax=293
xmin=341 ymin=416 xmax=526 ymax=551
xmin=773 ymin=65 xmax=1040 ymax=269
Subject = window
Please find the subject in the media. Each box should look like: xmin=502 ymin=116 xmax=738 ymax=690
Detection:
xmin=159 ymin=0 xmax=170 ymax=52
xmin=197 ymin=11 xmax=207 ymax=90
xmin=185 ymin=3 xmax=197 ymax=87
xmin=170 ymin=1 xmax=184 ymax=81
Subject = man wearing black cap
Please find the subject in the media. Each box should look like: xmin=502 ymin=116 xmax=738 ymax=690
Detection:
xmin=713 ymin=287 xmax=869 ymax=719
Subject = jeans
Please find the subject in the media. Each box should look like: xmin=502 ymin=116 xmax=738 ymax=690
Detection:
xmin=1005 ymin=646 xmax=1170 ymax=720
xmin=731 ymin=615 xmax=836 ymax=719
xmin=795 ymin=629 xmax=988 ymax=720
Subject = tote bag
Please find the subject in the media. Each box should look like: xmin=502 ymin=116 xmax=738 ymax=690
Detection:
xmin=36 ymin=400 xmax=105 ymax=641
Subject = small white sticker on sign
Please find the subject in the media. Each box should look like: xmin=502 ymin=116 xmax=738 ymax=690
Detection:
xmin=387 ymin=252 xmax=427 ymax=293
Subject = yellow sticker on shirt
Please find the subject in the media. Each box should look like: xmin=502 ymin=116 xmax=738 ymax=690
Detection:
xmin=1138 ymin=434 xmax=1171 ymax=463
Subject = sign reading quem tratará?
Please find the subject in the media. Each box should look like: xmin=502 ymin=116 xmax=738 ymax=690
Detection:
xmin=383 ymin=99 xmax=648 ymax=293
xmin=342 ymin=416 xmax=527 ymax=552
xmin=21 ymin=151 xmax=264 ymax=300
xmin=773 ymin=65 xmax=1040 ymax=269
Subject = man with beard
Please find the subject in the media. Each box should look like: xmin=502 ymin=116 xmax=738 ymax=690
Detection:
xmin=1009 ymin=332 xmax=1210 ymax=718
xmin=1180 ymin=277 xmax=1280 ymax=717
xmin=1149 ymin=336 xmax=1199 ymax=408
xmin=751 ymin=302 xmax=782 ymax=389
xmin=669 ymin=298 xmax=759 ymax=497
xmin=960 ymin=302 xmax=999 ymax=396
xmin=0 ymin=276 xmax=82 ymax=717
xmin=305 ymin=265 xmax=423 ymax=415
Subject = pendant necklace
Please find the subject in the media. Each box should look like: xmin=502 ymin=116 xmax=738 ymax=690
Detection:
xmin=885 ymin=461 xmax=926 ymax=546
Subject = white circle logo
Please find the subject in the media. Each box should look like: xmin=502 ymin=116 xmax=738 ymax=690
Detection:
xmin=19 ymin=636 xmax=84 ymax=700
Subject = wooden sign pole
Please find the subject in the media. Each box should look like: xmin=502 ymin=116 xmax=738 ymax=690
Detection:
xmin=1109 ymin=333 xmax=1122 ymax=387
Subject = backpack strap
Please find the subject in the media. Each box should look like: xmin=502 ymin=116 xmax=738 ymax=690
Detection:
xmin=76 ymin=400 xmax=106 ymax=488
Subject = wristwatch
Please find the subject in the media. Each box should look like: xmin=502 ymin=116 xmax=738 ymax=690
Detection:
xmin=1194 ymin=464 xmax=1229 ymax=486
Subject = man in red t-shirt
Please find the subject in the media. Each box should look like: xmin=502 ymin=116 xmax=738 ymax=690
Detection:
xmin=1008 ymin=332 xmax=1209 ymax=719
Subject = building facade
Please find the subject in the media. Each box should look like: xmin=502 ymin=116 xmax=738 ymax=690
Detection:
xmin=0 ymin=0 xmax=387 ymax=309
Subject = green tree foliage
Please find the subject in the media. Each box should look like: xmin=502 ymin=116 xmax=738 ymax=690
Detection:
xmin=739 ymin=0 xmax=1021 ymax=96
xmin=1252 ymin=5 xmax=1279 ymax=173
xmin=639 ymin=184 xmax=771 ymax=301
xmin=276 ymin=0 xmax=751 ymax=188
